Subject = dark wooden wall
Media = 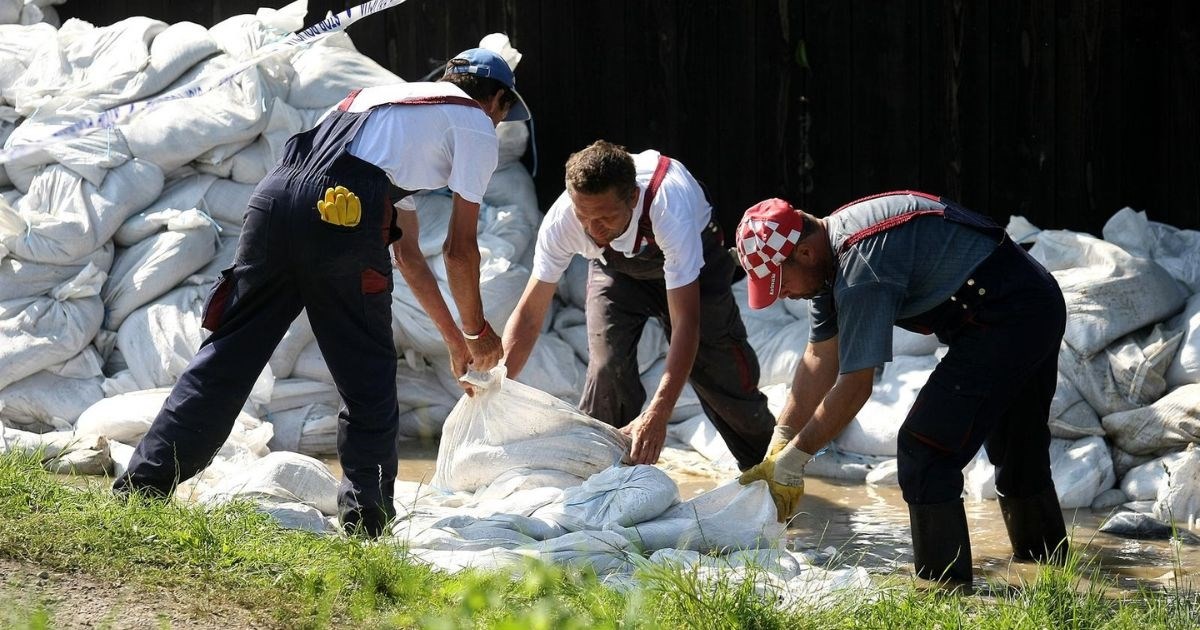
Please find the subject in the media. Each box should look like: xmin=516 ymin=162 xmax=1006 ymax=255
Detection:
xmin=61 ymin=1 xmax=1200 ymax=236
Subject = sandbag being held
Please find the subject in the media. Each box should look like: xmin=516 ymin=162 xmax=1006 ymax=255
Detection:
xmin=432 ymin=367 xmax=631 ymax=493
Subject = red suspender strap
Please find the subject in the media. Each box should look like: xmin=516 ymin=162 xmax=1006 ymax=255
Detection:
xmin=637 ymin=155 xmax=672 ymax=246
xmin=336 ymin=88 xmax=363 ymax=111
xmin=388 ymin=95 xmax=484 ymax=110
xmin=838 ymin=209 xmax=944 ymax=254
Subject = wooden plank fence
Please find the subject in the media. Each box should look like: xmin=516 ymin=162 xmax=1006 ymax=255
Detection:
xmin=61 ymin=0 xmax=1200 ymax=235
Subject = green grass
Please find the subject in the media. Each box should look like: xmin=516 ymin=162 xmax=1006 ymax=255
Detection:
xmin=0 ymin=452 xmax=1197 ymax=629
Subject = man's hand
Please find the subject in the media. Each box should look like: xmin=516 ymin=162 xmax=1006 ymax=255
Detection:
xmin=317 ymin=186 xmax=361 ymax=227
xmin=464 ymin=321 xmax=502 ymax=371
xmin=738 ymin=443 xmax=813 ymax=523
xmin=447 ymin=339 xmax=475 ymax=396
xmin=766 ymin=424 xmax=798 ymax=458
xmin=621 ymin=408 xmax=669 ymax=465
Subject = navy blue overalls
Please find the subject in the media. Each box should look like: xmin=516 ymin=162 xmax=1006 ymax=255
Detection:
xmin=579 ymin=156 xmax=775 ymax=469
xmin=831 ymin=191 xmax=1067 ymax=507
xmin=115 ymin=89 xmax=480 ymax=536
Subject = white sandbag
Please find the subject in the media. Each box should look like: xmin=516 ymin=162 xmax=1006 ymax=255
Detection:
xmin=122 ymin=61 xmax=275 ymax=173
xmin=261 ymin=501 xmax=336 ymax=533
xmin=101 ymin=212 xmax=220 ymax=330
xmin=1005 ymin=215 xmax=1042 ymax=245
xmin=263 ymin=377 xmax=339 ymax=414
xmin=1152 ymin=443 xmax=1200 ymax=527
xmin=285 ymin=30 xmax=402 ymax=109
xmin=1101 ymin=384 xmax=1200 ymax=456
xmin=202 ymin=177 xmax=255 ymax=233
xmin=195 ymin=97 xmax=303 ymax=184
xmin=43 ymin=441 xmax=112 ymax=476
xmin=6 ymin=18 xmax=217 ymax=117
xmin=0 ymin=262 xmax=104 ymax=390
xmin=283 ymin=338 xmax=330 ymax=383
xmin=608 ymin=479 xmax=784 ymax=553
xmin=113 ymin=174 xmax=218 ymax=246
xmin=892 ymin=327 xmax=941 ymax=357
xmin=1048 ymin=371 xmax=1104 ymax=439
xmin=74 ymin=388 xmax=271 ymax=458
xmin=0 ymin=23 xmax=55 ymax=104
xmin=1103 ymin=207 xmax=1200 ymax=293
xmin=0 ymin=159 xmax=164 ymax=264
xmin=0 ymin=370 xmax=104 ymax=432
xmin=431 ymin=367 xmax=631 ymax=493
xmin=513 ymin=333 xmax=586 ymax=402
xmin=648 ymin=547 xmax=804 ymax=581
xmin=865 ymin=458 xmax=899 ymax=486
xmin=1028 ymin=230 xmax=1187 ymax=358
xmin=804 ymin=447 xmax=892 ymax=482
xmin=556 ymin=256 xmax=590 ymax=311
xmin=512 ymin=530 xmax=636 ymax=576
xmin=1167 ymin=293 xmax=1200 ymax=387
xmin=395 ymin=358 xmax=460 ymax=439
xmin=551 ymin=305 xmax=589 ymax=362
xmin=1061 ymin=324 xmax=1184 ymax=417
xmin=535 ymin=465 xmax=679 ymax=532
xmin=0 ymin=242 xmax=112 ymax=302
xmin=266 ymin=402 xmax=336 ymax=456
xmin=1 ymin=119 xmax=137 ymax=193
xmin=638 ymin=318 xmax=668 ymax=374
xmin=200 ymin=451 xmax=338 ymax=516
xmin=963 ymin=448 xmax=997 ymax=501
xmin=114 ymin=283 xmax=206 ymax=389
xmin=0 ymin=426 xmax=106 ymax=462
xmin=835 ymin=354 xmax=937 ymax=457
xmin=1050 ymin=436 xmax=1116 ymax=509
xmin=1121 ymin=451 xmax=1188 ymax=502
xmin=667 ymin=413 xmax=739 ymax=472
xmin=478 ymin=201 xmax=537 ymax=264
xmin=638 ymin=357 xmax=703 ymax=423
xmin=734 ymin=279 xmax=809 ymax=387
xmin=267 ymin=310 xmax=314 ymax=379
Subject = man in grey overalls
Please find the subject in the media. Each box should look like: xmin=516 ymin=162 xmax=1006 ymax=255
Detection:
xmin=113 ymin=48 xmax=529 ymax=538
xmin=735 ymin=193 xmax=1069 ymax=584
xmin=503 ymin=140 xmax=774 ymax=469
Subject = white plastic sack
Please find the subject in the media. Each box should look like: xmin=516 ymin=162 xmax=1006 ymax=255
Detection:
xmin=1121 ymin=451 xmax=1188 ymax=502
xmin=835 ymin=354 xmax=937 ymax=457
xmin=1028 ymin=230 xmax=1187 ymax=358
xmin=1103 ymin=207 xmax=1200 ymax=293
xmin=1151 ymin=443 xmax=1200 ymax=528
xmin=1050 ymin=436 xmax=1116 ymax=509
xmin=0 ymin=262 xmax=104 ymax=390
xmin=535 ymin=465 xmax=679 ymax=532
xmin=667 ymin=413 xmax=739 ymax=472
xmin=0 ymin=370 xmax=104 ymax=432
xmin=513 ymin=333 xmax=586 ymax=402
xmin=1167 ymin=293 xmax=1200 ymax=387
xmin=285 ymin=30 xmax=402 ymax=109
xmin=0 ymin=242 xmax=112 ymax=302
xmin=1061 ymin=324 xmax=1184 ymax=417
xmin=608 ymin=479 xmax=785 ymax=553
xmin=1101 ymin=384 xmax=1200 ymax=456
xmin=200 ymin=451 xmax=338 ymax=516
xmin=1048 ymin=371 xmax=1104 ymax=439
xmin=431 ymin=367 xmax=631 ymax=493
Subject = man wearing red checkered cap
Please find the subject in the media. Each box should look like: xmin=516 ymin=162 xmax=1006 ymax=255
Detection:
xmin=734 ymin=192 xmax=1069 ymax=586
xmin=502 ymin=140 xmax=775 ymax=470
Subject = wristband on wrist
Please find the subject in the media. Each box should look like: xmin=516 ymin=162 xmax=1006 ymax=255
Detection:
xmin=462 ymin=320 xmax=490 ymax=340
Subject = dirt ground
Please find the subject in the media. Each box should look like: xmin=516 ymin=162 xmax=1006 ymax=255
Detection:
xmin=0 ymin=557 xmax=266 ymax=629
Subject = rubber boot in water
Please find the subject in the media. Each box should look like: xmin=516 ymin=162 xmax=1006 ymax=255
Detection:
xmin=999 ymin=485 xmax=1069 ymax=565
xmin=909 ymin=499 xmax=973 ymax=584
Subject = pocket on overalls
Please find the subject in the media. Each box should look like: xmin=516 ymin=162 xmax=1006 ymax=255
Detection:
xmin=201 ymin=266 xmax=236 ymax=332
xmin=901 ymin=371 xmax=989 ymax=453
xmin=235 ymin=194 xmax=273 ymax=265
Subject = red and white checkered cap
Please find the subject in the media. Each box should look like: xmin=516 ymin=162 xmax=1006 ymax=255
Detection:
xmin=735 ymin=198 xmax=806 ymax=309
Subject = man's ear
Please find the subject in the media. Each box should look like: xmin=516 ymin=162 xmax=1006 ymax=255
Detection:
xmin=626 ymin=185 xmax=639 ymax=208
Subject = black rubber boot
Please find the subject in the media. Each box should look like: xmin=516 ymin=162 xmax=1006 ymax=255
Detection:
xmin=999 ymin=485 xmax=1069 ymax=564
xmin=909 ymin=499 xmax=974 ymax=583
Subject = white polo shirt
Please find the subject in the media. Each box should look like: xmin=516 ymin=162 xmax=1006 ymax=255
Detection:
xmin=344 ymin=83 xmax=499 ymax=210
xmin=531 ymin=150 xmax=711 ymax=290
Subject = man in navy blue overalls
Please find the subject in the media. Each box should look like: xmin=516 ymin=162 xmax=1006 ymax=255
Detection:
xmin=113 ymin=48 xmax=530 ymax=538
xmin=734 ymin=192 xmax=1069 ymax=584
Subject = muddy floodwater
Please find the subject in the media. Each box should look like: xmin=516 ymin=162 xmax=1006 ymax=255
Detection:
xmin=325 ymin=441 xmax=1199 ymax=595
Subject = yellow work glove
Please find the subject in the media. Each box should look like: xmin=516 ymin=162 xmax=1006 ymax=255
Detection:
xmin=766 ymin=424 xmax=798 ymax=458
xmin=738 ymin=443 xmax=813 ymax=523
xmin=317 ymin=185 xmax=362 ymax=227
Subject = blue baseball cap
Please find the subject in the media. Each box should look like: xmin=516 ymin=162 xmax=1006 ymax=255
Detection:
xmin=445 ymin=47 xmax=531 ymax=122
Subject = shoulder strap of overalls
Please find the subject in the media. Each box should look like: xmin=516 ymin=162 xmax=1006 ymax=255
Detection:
xmin=336 ymin=88 xmax=484 ymax=112
xmin=637 ymin=155 xmax=672 ymax=247
xmin=834 ymin=190 xmax=946 ymax=255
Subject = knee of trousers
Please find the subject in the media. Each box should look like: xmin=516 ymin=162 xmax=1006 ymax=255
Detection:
xmin=897 ymin=429 xmax=968 ymax=505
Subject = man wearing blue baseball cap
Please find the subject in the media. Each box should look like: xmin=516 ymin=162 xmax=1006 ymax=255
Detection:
xmin=114 ymin=46 xmax=529 ymax=538
xmin=734 ymin=192 xmax=1069 ymax=585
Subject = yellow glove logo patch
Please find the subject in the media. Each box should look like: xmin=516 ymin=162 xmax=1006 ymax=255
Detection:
xmin=317 ymin=185 xmax=362 ymax=227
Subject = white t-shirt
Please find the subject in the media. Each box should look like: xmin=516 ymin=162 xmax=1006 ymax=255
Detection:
xmin=531 ymin=150 xmax=711 ymax=290
xmin=344 ymin=83 xmax=498 ymax=210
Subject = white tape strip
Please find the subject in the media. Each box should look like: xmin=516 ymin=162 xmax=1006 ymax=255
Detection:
xmin=0 ymin=0 xmax=410 ymax=164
